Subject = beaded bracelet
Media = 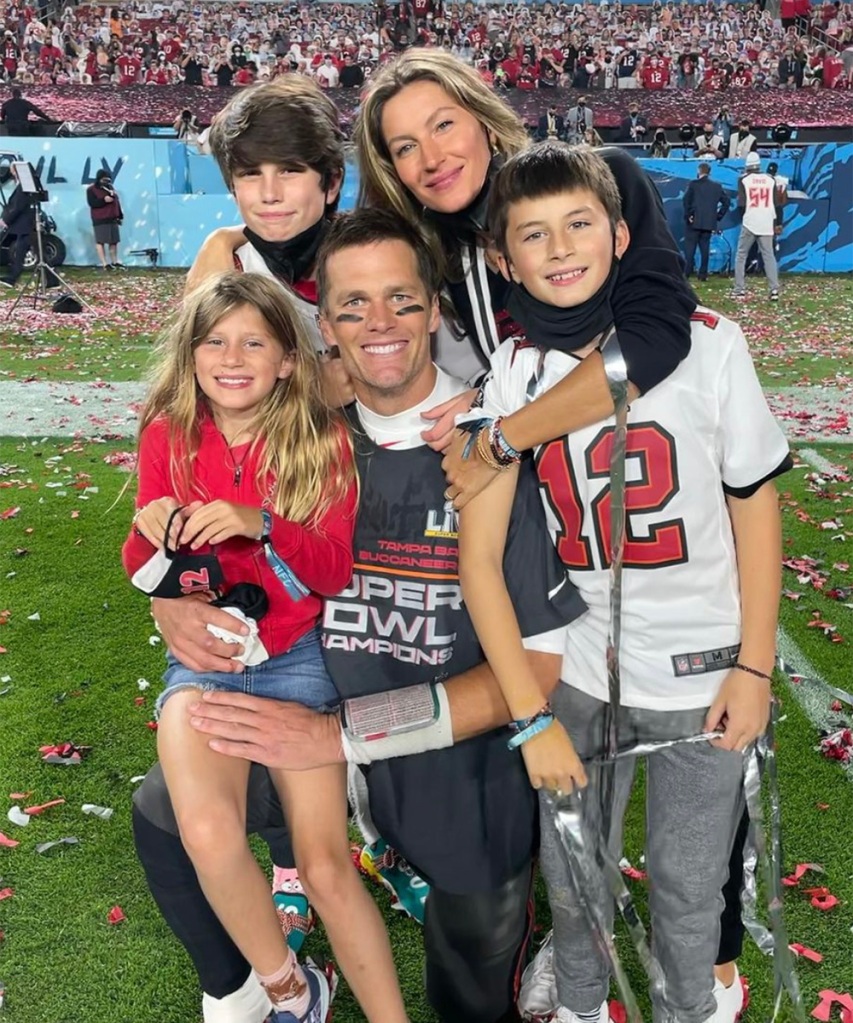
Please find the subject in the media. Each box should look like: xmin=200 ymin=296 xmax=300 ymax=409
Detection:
xmin=476 ymin=426 xmax=508 ymax=471
xmin=734 ymin=662 xmax=773 ymax=682
xmin=507 ymin=714 xmax=555 ymax=750
xmin=508 ymin=703 xmax=553 ymax=734
xmin=491 ymin=417 xmax=522 ymax=463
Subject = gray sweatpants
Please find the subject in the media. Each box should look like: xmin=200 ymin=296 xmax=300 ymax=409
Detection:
xmin=540 ymin=685 xmax=744 ymax=1023
xmin=734 ymin=227 xmax=780 ymax=293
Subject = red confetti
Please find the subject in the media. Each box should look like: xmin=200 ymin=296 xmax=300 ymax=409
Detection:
xmin=107 ymin=905 xmax=126 ymax=925
xmin=803 ymin=887 xmax=840 ymax=911
xmin=817 ymin=803 xmax=831 ymax=810
xmin=0 ymin=506 xmax=21 ymax=520
xmin=0 ymin=888 xmax=13 ymax=901
xmin=134 ymin=696 xmax=145 ymax=706
xmin=0 ymin=832 xmax=20 ymax=848
xmin=621 ymin=864 xmax=648 ymax=881
xmin=0 ymin=647 xmax=7 ymax=654
xmin=609 ymin=1000 xmax=627 ymax=1023
xmin=8 ymin=792 xmax=30 ymax=800
xmin=782 ymin=863 xmax=824 ymax=887
xmin=811 ymin=991 xmax=853 ymax=1023
xmin=790 ymin=943 xmax=824 ymax=963
xmin=24 ymin=798 xmax=66 ymax=816
xmin=146 ymin=720 xmax=158 ymax=731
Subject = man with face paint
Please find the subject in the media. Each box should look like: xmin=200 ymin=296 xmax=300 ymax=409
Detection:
xmin=132 ymin=209 xmax=586 ymax=1023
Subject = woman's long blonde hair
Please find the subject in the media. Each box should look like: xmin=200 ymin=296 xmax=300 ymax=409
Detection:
xmin=355 ymin=50 xmax=529 ymax=229
xmin=138 ymin=272 xmax=354 ymax=526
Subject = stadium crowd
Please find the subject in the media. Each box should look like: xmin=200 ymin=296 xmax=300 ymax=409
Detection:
xmin=1 ymin=0 xmax=851 ymax=91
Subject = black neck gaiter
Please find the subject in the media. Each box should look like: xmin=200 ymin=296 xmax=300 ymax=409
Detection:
xmin=506 ymin=258 xmax=620 ymax=354
xmin=243 ymin=216 xmax=328 ymax=284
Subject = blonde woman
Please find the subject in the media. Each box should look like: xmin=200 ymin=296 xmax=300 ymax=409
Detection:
xmin=354 ymin=49 xmax=697 ymax=498
xmin=122 ymin=272 xmax=410 ymax=1023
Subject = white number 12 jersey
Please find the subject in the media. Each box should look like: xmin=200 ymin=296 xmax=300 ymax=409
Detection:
xmin=471 ymin=309 xmax=790 ymax=711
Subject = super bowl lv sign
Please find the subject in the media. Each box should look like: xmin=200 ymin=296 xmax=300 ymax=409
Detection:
xmin=28 ymin=155 xmax=126 ymax=185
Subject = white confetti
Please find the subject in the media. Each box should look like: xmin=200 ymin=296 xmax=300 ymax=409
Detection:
xmin=82 ymin=803 xmax=114 ymax=820
xmin=7 ymin=806 xmax=30 ymax=827
xmin=137 ymin=678 xmax=150 ymax=690
xmin=148 ymin=636 xmax=161 ymax=646
xmin=27 ymin=612 xmax=41 ymax=621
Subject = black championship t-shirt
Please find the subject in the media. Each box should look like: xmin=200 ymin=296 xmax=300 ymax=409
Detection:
xmin=322 ymin=413 xmax=586 ymax=894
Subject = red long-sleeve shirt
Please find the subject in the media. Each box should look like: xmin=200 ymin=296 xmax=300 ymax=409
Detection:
xmin=122 ymin=413 xmax=356 ymax=656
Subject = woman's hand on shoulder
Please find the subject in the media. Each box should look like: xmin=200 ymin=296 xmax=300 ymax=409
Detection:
xmin=184 ymin=226 xmax=246 ymax=295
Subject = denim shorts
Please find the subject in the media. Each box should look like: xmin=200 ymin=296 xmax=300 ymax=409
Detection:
xmin=155 ymin=625 xmax=338 ymax=717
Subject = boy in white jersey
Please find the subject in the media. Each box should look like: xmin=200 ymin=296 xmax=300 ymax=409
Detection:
xmin=457 ymin=143 xmax=792 ymax=1023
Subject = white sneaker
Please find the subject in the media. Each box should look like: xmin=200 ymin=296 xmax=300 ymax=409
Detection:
xmin=712 ymin=965 xmax=746 ymax=1023
xmin=518 ymin=931 xmax=559 ymax=1020
xmin=555 ymin=1002 xmax=609 ymax=1023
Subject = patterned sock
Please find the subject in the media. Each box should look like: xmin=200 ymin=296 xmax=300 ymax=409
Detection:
xmin=257 ymin=952 xmax=311 ymax=1017
xmin=272 ymin=865 xmax=302 ymax=892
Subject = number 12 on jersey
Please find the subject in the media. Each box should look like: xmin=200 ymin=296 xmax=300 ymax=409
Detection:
xmin=536 ymin=422 xmax=688 ymax=571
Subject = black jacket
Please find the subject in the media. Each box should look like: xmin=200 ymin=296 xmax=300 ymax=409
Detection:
xmin=617 ymin=112 xmax=648 ymax=142
xmin=0 ymin=185 xmax=35 ymax=233
xmin=683 ymin=176 xmax=727 ymax=232
xmin=0 ymin=96 xmax=50 ymax=133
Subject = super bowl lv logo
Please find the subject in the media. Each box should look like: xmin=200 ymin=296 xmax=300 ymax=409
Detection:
xmin=425 ymin=506 xmax=458 ymax=539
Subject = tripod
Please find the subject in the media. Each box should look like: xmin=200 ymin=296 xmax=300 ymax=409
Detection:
xmin=7 ymin=199 xmax=88 ymax=317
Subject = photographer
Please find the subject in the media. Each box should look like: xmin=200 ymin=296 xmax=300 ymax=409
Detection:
xmin=0 ymin=162 xmax=35 ymax=288
xmin=172 ymin=108 xmax=200 ymax=141
xmin=86 ymin=169 xmax=124 ymax=271
xmin=648 ymin=127 xmax=672 ymax=157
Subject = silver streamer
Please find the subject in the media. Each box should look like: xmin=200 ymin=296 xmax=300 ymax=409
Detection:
xmin=550 ymin=790 xmax=645 ymax=1023
xmin=742 ymin=708 xmax=806 ymax=1022
xmin=548 ymin=329 xmax=804 ymax=1023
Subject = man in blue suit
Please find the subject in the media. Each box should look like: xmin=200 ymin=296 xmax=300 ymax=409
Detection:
xmin=682 ymin=162 xmax=728 ymax=281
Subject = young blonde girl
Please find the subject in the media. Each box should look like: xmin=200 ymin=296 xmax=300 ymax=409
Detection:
xmin=122 ymin=272 xmax=409 ymax=1023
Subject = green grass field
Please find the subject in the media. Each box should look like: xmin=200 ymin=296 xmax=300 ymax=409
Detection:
xmin=0 ymin=272 xmax=851 ymax=1023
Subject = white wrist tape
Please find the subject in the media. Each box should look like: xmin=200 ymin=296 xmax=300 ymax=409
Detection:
xmin=340 ymin=682 xmax=453 ymax=765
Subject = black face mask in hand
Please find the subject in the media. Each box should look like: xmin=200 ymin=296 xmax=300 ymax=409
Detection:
xmin=131 ymin=506 xmax=225 ymax=598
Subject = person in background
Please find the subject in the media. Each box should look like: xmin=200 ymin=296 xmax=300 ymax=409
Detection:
xmin=537 ymin=103 xmax=566 ymax=140
xmin=617 ymin=99 xmax=648 ymax=143
xmin=0 ymin=161 xmax=35 ymax=288
xmin=648 ymin=127 xmax=671 ymax=157
xmin=713 ymin=106 xmax=734 ymax=147
xmin=683 ymin=161 xmax=727 ymax=280
xmin=173 ymin=108 xmax=201 ymax=141
xmin=734 ymin=151 xmax=782 ymax=301
xmin=565 ymin=95 xmax=593 ymax=143
xmin=86 ymin=167 xmax=125 ymax=270
xmin=694 ymin=121 xmax=724 ymax=159
xmin=0 ymin=86 xmax=51 ymax=136
xmin=728 ymin=119 xmax=758 ymax=159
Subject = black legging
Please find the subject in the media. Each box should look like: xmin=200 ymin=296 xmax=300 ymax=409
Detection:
xmin=132 ymin=762 xmax=532 ymax=1022
xmin=717 ymin=807 xmax=749 ymax=965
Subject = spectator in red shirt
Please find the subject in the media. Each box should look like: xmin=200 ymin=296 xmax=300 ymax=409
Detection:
xmin=117 ymin=45 xmax=143 ymax=84
xmin=642 ymin=53 xmax=670 ymax=88
xmin=730 ymin=60 xmax=753 ymax=85
xmin=515 ymin=52 xmax=535 ymax=89
xmin=780 ymin=0 xmax=797 ymax=29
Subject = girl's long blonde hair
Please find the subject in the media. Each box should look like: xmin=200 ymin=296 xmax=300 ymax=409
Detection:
xmin=355 ymin=50 xmax=529 ymax=229
xmin=138 ymin=272 xmax=354 ymax=526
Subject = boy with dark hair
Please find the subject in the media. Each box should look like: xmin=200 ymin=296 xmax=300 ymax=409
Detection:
xmin=458 ymin=142 xmax=792 ymax=1023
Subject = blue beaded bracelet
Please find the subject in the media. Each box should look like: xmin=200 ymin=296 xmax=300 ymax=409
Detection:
xmin=507 ymin=714 xmax=555 ymax=750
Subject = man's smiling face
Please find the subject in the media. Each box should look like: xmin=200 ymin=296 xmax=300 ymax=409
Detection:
xmin=320 ymin=238 xmax=440 ymax=415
